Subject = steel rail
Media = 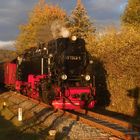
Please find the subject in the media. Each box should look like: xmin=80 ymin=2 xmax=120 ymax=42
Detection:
xmin=64 ymin=109 xmax=140 ymax=140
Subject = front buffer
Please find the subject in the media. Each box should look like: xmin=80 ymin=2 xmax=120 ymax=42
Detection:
xmin=52 ymin=87 xmax=96 ymax=110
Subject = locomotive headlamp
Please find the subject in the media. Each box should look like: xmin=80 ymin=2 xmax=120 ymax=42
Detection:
xmin=85 ymin=75 xmax=90 ymax=81
xmin=89 ymin=60 xmax=93 ymax=64
xmin=61 ymin=74 xmax=67 ymax=80
xmin=71 ymin=36 xmax=77 ymax=41
xmin=43 ymin=47 xmax=47 ymax=50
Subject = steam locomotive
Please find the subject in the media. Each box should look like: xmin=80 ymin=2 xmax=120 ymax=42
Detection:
xmin=0 ymin=36 xmax=96 ymax=110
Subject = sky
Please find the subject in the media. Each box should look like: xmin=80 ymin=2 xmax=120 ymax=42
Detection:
xmin=0 ymin=0 xmax=127 ymax=49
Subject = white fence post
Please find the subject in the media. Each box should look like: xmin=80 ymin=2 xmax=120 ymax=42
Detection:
xmin=18 ymin=108 xmax=22 ymax=121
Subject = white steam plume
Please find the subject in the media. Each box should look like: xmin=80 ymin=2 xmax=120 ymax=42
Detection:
xmin=51 ymin=20 xmax=70 ymax=38
xmin=60 ymin=27 xmax=70 ymax=38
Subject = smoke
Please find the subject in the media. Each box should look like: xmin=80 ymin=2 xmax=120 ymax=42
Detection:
xmin=60 ymin=27 xmax=70 ymax=38
xmin=51 ymin=20 xmax=70 ymax=38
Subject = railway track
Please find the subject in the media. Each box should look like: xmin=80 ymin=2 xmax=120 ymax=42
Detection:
xmin=0 ymin=91 xmax=111 ymax=139
xmin=64 ymin=109 xmax=140 ymax=140
xmin=1 ymin=91 xmax=140 ymax=140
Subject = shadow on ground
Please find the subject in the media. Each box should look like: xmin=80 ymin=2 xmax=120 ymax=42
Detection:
xmin=92 ymin=87 xmax=140 ymax=125
xmin=0 ymin=115 xmax=40 ymax=140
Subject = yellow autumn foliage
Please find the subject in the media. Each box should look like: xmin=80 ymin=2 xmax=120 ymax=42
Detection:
xmin=87 ymin=25 xmax=140 ymax=116
xmin=16 ymin=0 xmax=66 ymax=53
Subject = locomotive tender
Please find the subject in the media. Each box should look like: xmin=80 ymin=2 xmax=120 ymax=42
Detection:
xmin=1 ymin=36 xmax=96 ymax=110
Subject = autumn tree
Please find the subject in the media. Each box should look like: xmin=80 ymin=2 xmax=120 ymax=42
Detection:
xmin=68 ymin=0 xmax=95 ymax=39
xmin=0 ymin=50 xmax=17 ymax=62
xmin=16 ymin=0 xmax=67 ymax=53
xmin=121 ymin=0 xmax=140 ymax=27
xmin=90 ymin=26 xmax=140 ymax=115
